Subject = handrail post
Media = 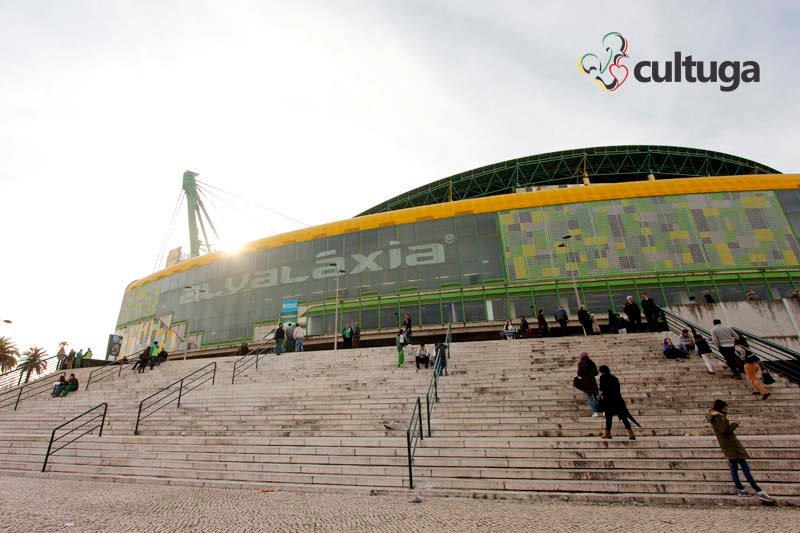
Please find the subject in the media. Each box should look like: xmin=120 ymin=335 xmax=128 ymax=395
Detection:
xmin=99 ymin=403 xmax=108 ymax=437
xmin=232 ymin=361 xmax=236 ymax=385
xmin=255 ymin=351 xmax=259 ymax=370
xmin=425 ymin=392 xmax=431 ymax=437
xmin=85 ymin=374 xmax=92 ymax=391
xmin=434 ymin=371 xmax=438 ymax=402
xmin=14 ymin=386 xmax=23 ymax=411
xmin=41 ymin=428 xmax=57 ymax=472
xmin=212 ymin=363 xmax=216 ymax=386
xmin=119 ymin=362 xmax=124 ymax=377
xmin=134 ymin=401 xmax=143 ymax=435
xmin=406 ymin=429 xmax=414 ymax=489
xmin=417 ymin=397 xmax=423 ymax=442
xmin=177 ymin=379 xmax=184 ymax=408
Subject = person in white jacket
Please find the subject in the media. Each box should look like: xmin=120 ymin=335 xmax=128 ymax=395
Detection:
xmin=293 ymin=324 xmax=305 ymax=352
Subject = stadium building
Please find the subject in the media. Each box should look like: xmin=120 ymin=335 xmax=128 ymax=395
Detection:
xmin=115 ymin=145 xmax=800 ymax=357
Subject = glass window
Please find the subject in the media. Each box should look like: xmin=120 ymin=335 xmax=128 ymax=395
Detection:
xmin=476 ymin=213 xmax=497 ymax=235
xmin=532 ymin=293 xmax=560 ymax=316
xmin=769 ymin=282 xmax=796 ymax=299
xmin=490 ymin=299 xmax=508 ymax=321
xmin=583 ymin=291 xmax=612 ymax=314
xmin=442 ymin=301 xmax=462 ymax=323
xmin=420 ymin=303 xmax=442 ymax=325
xmin=415 ymin=220 xmax=435 ymax=242
xmin=380 ymin=305 xmax=398 ymax=330
xmin=717 ymin=283 xmax=745 ymax=302
xmin=463 ymin=300 xmax=485 ymax=322
xmin=508 ymin=298 xmax=533 ymax=320
xmin=360 ymin=308 xmax=379 ymax=330
xmin=663 ymin=286 xmax=689 ymax=305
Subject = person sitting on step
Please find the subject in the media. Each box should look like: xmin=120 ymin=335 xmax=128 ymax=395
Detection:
xmin=501 ymin=320 xmax=516 ymax=340
xmin=51 ymin=374 xmax=67 ymax=397
xmin=415 ymin=344 xmax=430 ymax=370
xmin=56 ymin=374 xmax=79 ymax=397
xmin=663 ymin=337 xmax=688 ymax=360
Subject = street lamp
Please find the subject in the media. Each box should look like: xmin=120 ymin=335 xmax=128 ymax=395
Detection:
xmin=558 ymin=234 xmax=585 ymax=336
xmin=329 ymin=264 xmax=346 ymax=351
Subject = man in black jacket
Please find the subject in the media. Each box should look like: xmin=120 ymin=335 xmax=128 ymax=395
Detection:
xmin=274 ymin=324 xmax=285 ymax=355
xmin=640 ymin=292 xmax=659 ymax=332
xmin=599 ymin=365 xmax=639 ymax=440
xmin=623 ymin=296 xmax=642 ymax=333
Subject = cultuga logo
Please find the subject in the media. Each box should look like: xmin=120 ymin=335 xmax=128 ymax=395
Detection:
xmin=579 ymin=32 xmax=760 ymax=92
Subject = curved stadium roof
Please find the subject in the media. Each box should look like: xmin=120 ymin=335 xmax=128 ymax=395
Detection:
xmin=357 ymin=145 xmax=780 ymax=216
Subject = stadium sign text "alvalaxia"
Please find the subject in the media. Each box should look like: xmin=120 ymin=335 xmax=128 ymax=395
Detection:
xmin=179 ymin=242 xmax=447 ymax=304
xmin=579 ymin=32 xmax=760 ymax=92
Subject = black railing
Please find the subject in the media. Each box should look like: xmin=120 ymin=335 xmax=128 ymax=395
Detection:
xmin=231 ymin=334 xmax=276 ymax=385
xmin=0 ymin=372 xmax=66 ymax=412
xmin=85 ymin=360 xmax=131 ymax=390
xmin=405 ymin=323 xmax=452 ymax=489
xmin=660 ymin=306 xmax=800 ymax=384
xmin=134 ymin=362 xmax=217 ymax=435
xmin=0 ymin=354 xmax=61 ymax=391
xmin=405 ymin=397 xmax=424 ymax=489
xmin=42 ymin=402 xmax=108 ymax=472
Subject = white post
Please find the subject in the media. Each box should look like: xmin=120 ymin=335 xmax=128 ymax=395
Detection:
xmin=333 ymin=272 xmax=340 ymax=351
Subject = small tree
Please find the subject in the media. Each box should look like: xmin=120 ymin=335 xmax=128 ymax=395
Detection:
xmin=0 ymin=336 xmax=19 ymax=373
xmin=19 ymin=347 xmax=48 ymax=384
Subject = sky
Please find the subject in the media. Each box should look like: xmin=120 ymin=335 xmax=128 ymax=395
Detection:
xmin=1 ymin=0 xmax=798 ymax=359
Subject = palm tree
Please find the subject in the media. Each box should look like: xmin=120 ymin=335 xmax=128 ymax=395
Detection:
xmin=19 ymin=347 xmax=48 ymax=384
xmin=0 ymin=336 xmax=19 ymax=373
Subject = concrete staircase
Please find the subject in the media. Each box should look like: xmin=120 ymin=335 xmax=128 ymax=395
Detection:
xmin=0 ymin=333 xmax=798 ymax=505
xmin=412 ymin=334 xmax=800 ymax=504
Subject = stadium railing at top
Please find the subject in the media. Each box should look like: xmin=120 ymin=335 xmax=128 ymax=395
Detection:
xmin=659 ymin=306 xmax=800 ymax=385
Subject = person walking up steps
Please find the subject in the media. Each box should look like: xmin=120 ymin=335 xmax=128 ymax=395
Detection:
xmin=576 ymin=352 xmax=600 ymax=417
xmin=293 ymin=323 xmax=305 ymax=352
xmin=274 ymin=323 xmax=285 ymax=355
xmin=711 ymin=319 xmax=742 ymax=379
xmin=554 ymin=306 xmax=568 ymax=336
xmin=623 ymin=296 xmax=642 ymax=333
xmin=694 ymin=332 xmax=716 ymax=374
xmin=396 ymin=329 xmax=406 ymax=368
xmin=743 ymin=354 xmax=770 ymax=400
xmin=537 ymin=309 xmax=549 ymax=336
xmin=598 ymin=365 xmax=640 ymax=440
xmin=707 ymin=399 xmax=774 ymax=503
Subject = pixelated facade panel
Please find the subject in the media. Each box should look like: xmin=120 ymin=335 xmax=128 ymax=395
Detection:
xmin=499 ymin=191 xmax=799 ymax=282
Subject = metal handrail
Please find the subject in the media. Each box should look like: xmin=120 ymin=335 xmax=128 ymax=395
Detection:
xmin=134 ymin=362 xmax=217 ymax=435
xmin=85 ymin=360 xmax=131 ymax=390
xmin=0 ymin=354 xmax=61 ymax=391
xmin=405 ymin=323 xmax=452 ymax=489
xmin=42 ymin=402 xmax=108 ymax=472
xmin=0 ymin=372 xmax=69 ymax=411
xmin=405 ymin=397 xmax=424 ymax=489
xmin=231 ymin=333 xmax=276 ymax=385
xmin=659 ymin=306 xmax=800 ymax=384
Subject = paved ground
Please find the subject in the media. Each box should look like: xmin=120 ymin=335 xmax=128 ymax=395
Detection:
xmin=1 ymin=476 xmax=799 ymax=532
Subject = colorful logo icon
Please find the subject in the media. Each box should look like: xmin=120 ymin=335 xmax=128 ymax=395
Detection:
xmin=579 ymin=32 xmax=629 ymax=92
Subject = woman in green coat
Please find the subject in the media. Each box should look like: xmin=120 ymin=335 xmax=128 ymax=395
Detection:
xmin=707 ymin=399 xmax=773 ymax=502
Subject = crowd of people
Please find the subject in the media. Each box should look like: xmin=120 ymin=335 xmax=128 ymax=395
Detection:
xmin=131 ymin=341 xmax=170 ymax=373
xmin=55 ymin=345 xmax=94 ymax=370
xmin=572 ymin=312 xmax=778 ymax=502
xmin=500 ymin=292 xmax=668 ymax=339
